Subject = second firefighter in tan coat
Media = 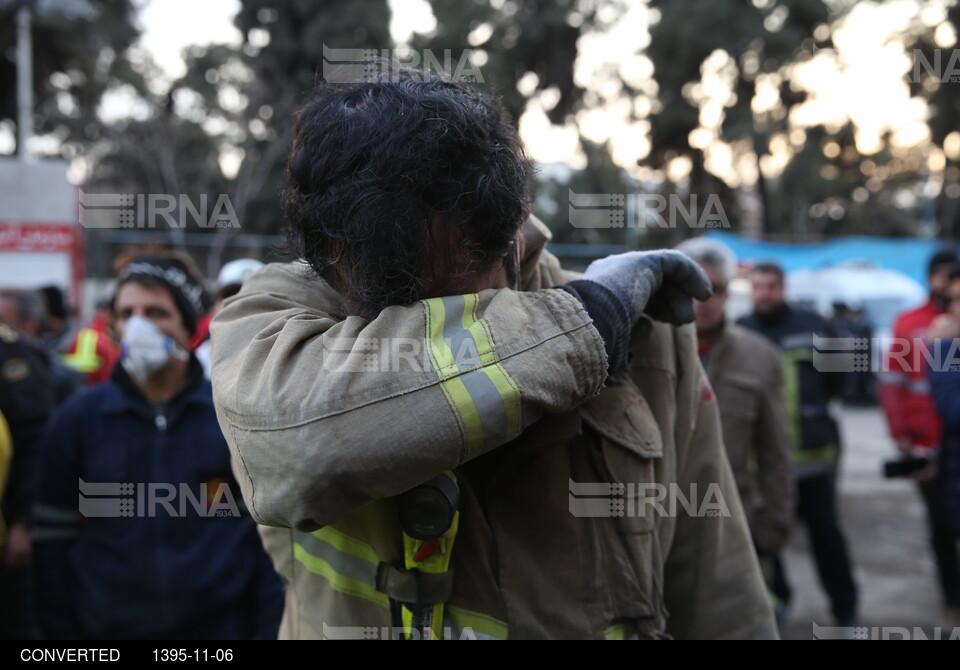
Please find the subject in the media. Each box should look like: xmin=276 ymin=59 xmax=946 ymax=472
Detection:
xmin=678 ymin=239 xmax=795 ymax=558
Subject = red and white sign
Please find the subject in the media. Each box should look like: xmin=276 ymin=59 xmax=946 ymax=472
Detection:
xmin=0 ymin=159 xmax=82 ymax=307
xmin=0 ymin=222 xmax=77 ymax=251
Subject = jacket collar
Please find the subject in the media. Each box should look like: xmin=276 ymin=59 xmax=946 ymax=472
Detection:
xmin=104 ymin=354 xmax=211 ymax=418
xmin=700 ymin=318 xmax=731 ymax=378
xmin=519 ymin=214 xmax=553 ymax=289
xmin=755 ymin=301 xmax=792 ymax=327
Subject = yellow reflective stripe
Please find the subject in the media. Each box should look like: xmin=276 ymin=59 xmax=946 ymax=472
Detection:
xmin=428 ymin=604 xmax=443 ymax=638
xmin=782 ymin=349 xmax=802 ymax=450
xmin=401 ymin=602 xmax=414 ymax=637
xmin=424 ymin=298 xmax=484 ymax=455
xmin=460 ymin=293 xmax=499 ymax=368
xmin=782 ymin=349 xmax=838 ymax=465
xmin=424 ymin=296 xmax=458 ymax=377
xmin=292 ymin=543 xmax=389 ymax=609
xmin=62 ymin=355 xmax=99 ymax=373
xmin=292 ymin=527 xmax=389 ymax=609
xmin=444 ymin=605 xmax=509 ymax=640
xmin=421 ymin=295 xmax=523 ymax=460
xmin=794 ymin=444 xmax=838 ymax=465
xmin=604 ymin=622 xmax=636 ymax=640
xmin=62 ymin=329 xmax=103 ymax=373
xmin=438 ymin=376 xmax=486 ymax=458
xmin=77 ymin=329 xmax=99 ymax=357
xmin=314 ymin=524 xmax=382 ymax=566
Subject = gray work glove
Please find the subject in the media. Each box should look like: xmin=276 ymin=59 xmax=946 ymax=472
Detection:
xmin=582 ymin=250 xmax=713 ymax=327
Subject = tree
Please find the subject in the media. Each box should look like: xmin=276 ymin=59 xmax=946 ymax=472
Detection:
xmin=645 ymin=0 xmax=832 ymax=236
xmin=0 ymin=0 xmax=140 ymax=155
xmin=229 ymin=0 xmax=392 ymax=236
xmin=905 ymin=1 xmax=960 ymax=240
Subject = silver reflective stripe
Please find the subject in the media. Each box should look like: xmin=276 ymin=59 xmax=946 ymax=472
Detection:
xmin=441 ymin=295 xmax=480 ymax=371
xmin=906 ymin=378 xmax=931 ymax=394
xmin=33 ymin=504 xmax=82 ymax=525
xmin=459 ymin=367 xmax=507 ymax=448
xmin=423 ymin=294 xmax=521 ymax=449
xmin=781 ymin=333 xmax=815 ymax=350
xmin=292 ymin=530 xmax=377 ymax=587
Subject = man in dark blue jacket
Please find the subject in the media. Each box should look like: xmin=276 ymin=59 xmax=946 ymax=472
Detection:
xmin=928 ymin=264 xmax=960 ymax=548
xmin=738 ymin=262 xmax=859 ymax=627
xmin=33 ymin=255 xmax=283 ymax=640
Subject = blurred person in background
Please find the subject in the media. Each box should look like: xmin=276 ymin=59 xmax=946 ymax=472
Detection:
xmin=832 ymin=301 xmax=874 ymax=405
xmin=0 ymin=289 xmax=80 ymax=405
xmin=38 ymin=287 xmax=122 ymax=388
xmin=33 ymin=254 xmax=283 ymax=640
xmin=37 ymin=287 xmax=75 ymax=356
xmin=0 ymin=288 xmax=44 ymax=342
xmin=926 ymin=263 xmax=960 ymax=625
xmin=0 ymin=322 xmax=55 ymax=640
xmin=194 ymin=259 xmax=264 ymax=379
xmin=848 ymin=304 xmax=874 ymax=405
xmin=739 ymin=262 xmax=859 ymax=626
xmin=62 ymin=299 xmax=120 ymax=386
xmin=880 ymin=249 xmax=960 ymax=625
xmin=678 ymin=239 xmax=794 ymax=622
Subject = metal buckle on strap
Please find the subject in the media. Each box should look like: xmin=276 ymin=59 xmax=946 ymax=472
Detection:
xmin=376 ymin=562 xmax=454 ymax=605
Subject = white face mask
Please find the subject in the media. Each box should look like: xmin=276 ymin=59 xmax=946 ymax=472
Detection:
xmin=120 ymin=315 xmax=188 ymax=383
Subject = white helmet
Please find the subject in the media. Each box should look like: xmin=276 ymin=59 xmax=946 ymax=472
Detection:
xmin=217 ymin=259 xmax=264 ymax=288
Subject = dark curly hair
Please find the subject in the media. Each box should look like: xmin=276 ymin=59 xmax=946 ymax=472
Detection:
xmin=283 ymin=61 xmax=531 ymax=318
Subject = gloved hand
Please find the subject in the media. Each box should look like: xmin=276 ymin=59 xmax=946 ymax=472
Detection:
xmin=582 ymin=250 xmax=712 ymax=326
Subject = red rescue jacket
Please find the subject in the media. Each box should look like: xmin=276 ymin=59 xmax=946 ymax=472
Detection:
xmin=879 ymin=299 xmax=943 ymax=450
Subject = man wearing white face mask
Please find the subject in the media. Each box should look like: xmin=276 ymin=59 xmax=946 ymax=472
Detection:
xmin=32 ymin=255 xmax=283 ymax=640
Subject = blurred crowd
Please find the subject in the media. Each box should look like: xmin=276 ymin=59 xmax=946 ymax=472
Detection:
xmin=0 ymin=253 xmax=282 ymax=640
xmin=680 ymin=241 xmax=960 ymax=630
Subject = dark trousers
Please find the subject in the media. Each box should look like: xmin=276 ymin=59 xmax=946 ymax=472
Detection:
xmin=0 ymin=563 xmax=41 ymax=640
xmin=772 ymin=471 xmax=859 ymax=624
xmin=918 ymin=477 xmax=960 ymax=608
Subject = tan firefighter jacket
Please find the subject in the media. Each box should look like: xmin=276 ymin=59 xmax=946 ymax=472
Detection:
xmin=210 ymin=216 xmax=777 ymax=640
